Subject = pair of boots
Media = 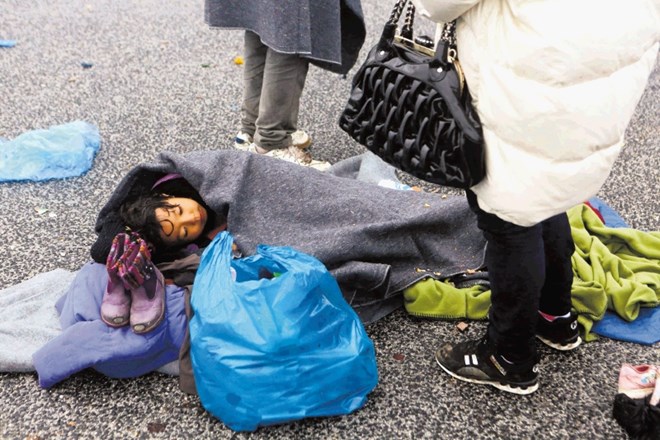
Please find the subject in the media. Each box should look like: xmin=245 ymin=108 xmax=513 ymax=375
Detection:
xmin=100 ymin=232 xmax=165 ymax=334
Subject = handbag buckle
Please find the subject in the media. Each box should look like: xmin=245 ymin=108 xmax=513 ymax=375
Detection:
xmin=393 ymin=34 xmax=436 ymax=57
xmin=447 ymin=47 xmax=457 ymax=63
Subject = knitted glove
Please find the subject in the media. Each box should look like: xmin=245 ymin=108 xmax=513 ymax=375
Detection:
xmin=106 ymin=232 xmax=133 ymax=286
xmin=116 ymin=232 xmax=157 ymax=290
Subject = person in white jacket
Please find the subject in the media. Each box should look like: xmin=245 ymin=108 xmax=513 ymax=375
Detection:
xmin=411 ymin=0 xmax=659 ymax=394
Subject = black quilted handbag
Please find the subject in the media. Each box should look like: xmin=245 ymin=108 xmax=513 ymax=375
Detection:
xmin=338 ymin=0 xmax=485 ymax=189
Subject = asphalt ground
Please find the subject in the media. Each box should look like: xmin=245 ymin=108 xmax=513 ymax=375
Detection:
xmin=1 ymin=1 xmax=658 ymax=438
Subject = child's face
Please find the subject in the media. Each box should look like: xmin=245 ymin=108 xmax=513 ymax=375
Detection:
xmin=155 ymin=197 xmax=208 ymax=247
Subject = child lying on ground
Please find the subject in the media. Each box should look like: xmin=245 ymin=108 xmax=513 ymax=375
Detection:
xmin=100 ymin=174 xmax=223 ymax=333
xmin=84 ymin=149 xmax=487 ymax=394
xmin=90 ymin=149 xmax=487 ymax=327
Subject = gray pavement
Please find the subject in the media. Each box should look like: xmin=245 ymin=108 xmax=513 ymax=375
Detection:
xmin=1 ymin=1 xmax=658 ymax=438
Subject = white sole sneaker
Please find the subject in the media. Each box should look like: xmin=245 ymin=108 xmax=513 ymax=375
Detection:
xmin=234 ymin=132 xmax=254 ymax=150
xmin=264 ymin=146 xmax=330 ymax=171
xmin=235 ymin=130 xmax=312 ymax=150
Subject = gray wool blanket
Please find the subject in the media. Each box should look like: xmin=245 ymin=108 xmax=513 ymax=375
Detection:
xmin=92 ymin=150 xmax=486 ymax=323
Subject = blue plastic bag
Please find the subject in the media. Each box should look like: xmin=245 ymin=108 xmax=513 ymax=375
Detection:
xmin=0 ymin=121 xmax=100 ymax=182
xmin=189 ymin=232 xmax=379 ymax=432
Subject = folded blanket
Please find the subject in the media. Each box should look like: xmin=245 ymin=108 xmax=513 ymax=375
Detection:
xmin=404 ymin=278 xmax=490 ymax=321
xmin=0 ymin=269 xmax=76 ymax=372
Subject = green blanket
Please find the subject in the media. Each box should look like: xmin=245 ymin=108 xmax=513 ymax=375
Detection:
xmin=404 ymin=204 xmax=660 ymax=341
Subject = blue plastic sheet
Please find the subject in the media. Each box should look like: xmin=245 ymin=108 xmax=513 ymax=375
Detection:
xmin=190 ymin=232 xmax=379 ymax=431
xmin=0 ymin=121 xmax=100 ymax=182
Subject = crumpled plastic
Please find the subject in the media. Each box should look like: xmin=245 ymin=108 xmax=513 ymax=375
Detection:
xmin=0 ymin=121 xmax=101 ymax=182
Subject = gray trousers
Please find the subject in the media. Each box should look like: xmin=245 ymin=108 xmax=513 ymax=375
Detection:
xmin=241 ymin=31 xmax=309 ymax=150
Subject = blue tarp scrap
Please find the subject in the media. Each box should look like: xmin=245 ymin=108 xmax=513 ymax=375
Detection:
xmin=0 ymin=40 xmax=17 ymax=48
xmin=0 ymin=121 xmax=101 ymax=182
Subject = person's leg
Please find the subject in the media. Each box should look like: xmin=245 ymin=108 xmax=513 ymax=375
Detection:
xmin=479 ymin=212 xmax=545 ymax=364
xmin=435 ymin=191 xmax=543 ymax=394
xmin=536 ymin=212 xmax=581 ymax=350
xmin=464 ymin=191 xmax=545 ymax=362
xmin=538 ymin=213 xmax=574 ymax=315
xmin=240 ymin=30 xmax=267 ymax=137
xmin=253 ymin=47 xmax=309 ymax=150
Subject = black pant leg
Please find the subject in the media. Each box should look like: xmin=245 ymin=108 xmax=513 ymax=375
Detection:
xmin=538 ymin=213 xmax=575 ymax=315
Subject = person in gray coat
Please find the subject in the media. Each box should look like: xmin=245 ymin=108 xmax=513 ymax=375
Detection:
xmin=204 ymin=0 xmax=366 ymax=170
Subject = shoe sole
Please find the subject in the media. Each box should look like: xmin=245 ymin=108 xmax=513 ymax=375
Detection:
xmin=619 ymin=388 xmax=655 ymax=400
xmin=101 ymin=315 xmax=130 ymax=327
xmin=234 ymin=141 xmax=253 ymax=151
xmin=235 ymin=138 xmax=312 ymax=150
xmin=435 ymin=355 xmax=539 ymax=395
xmin=536 ymin=335 xmax=582 ymax=351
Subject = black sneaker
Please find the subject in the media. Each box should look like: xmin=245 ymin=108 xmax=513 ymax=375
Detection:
xmin=435 ymin=337 xmax=539 ymax=395
xmin=536 ymin=312 xmax=582 ymax=351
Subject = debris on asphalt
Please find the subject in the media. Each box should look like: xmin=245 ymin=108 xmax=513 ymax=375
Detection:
xmin=0 ymin=121 xmax=101 ymax=183
xmin=147 ymin=422 xmax=167 ymax=433
xmin=456 ymin=321 xmax=469 ymax=332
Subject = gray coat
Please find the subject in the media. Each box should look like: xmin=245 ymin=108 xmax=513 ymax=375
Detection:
xmin=91 ymin=150 xmax=486 ymax=324
xmin=205 ymin=0 xmax=366 ymax=74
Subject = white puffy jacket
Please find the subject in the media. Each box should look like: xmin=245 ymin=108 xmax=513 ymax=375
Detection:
xmin=411 ymin=0 xmax=659 ymax=226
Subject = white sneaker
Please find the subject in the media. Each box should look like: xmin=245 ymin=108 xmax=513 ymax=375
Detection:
xmin=291 ymin=130 xmax=312 ymax=149
xmin=234 ymin=132 xmax=254 ymax=150
xmin=264 ymin=146 xmax=331 ymax=171
xmin=235 ymin=130 xmax=312 ymax=150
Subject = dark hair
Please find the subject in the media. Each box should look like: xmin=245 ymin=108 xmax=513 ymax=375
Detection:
xmin=119 ymin=193 xmax=177 ymax=254
xmin=118 ymin=175 xmax=220 ymax=263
